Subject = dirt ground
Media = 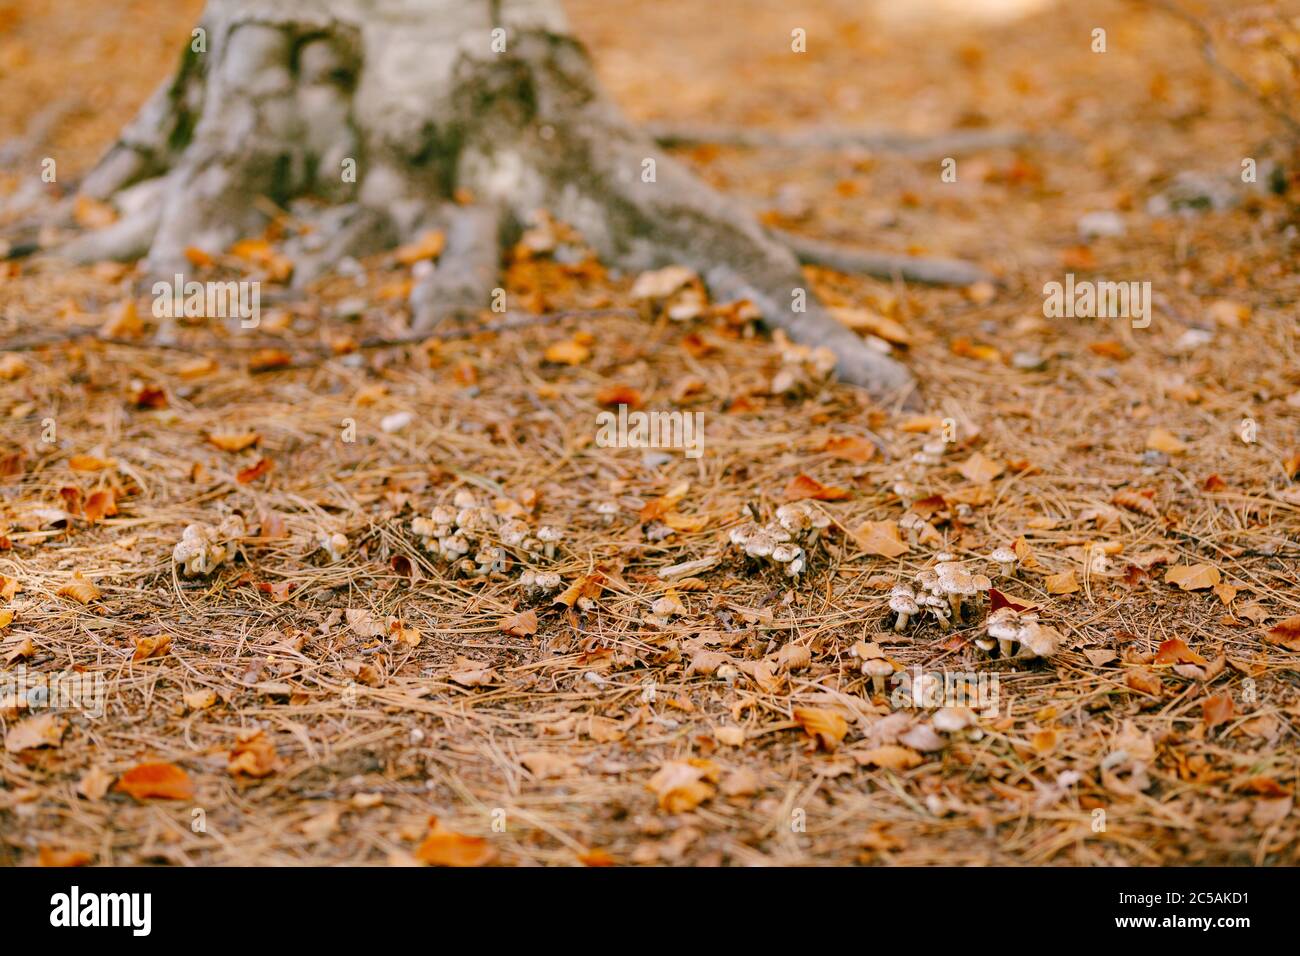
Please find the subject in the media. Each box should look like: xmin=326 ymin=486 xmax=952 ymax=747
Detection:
xmin=1 ymin=0 xmax=1298 ymax=866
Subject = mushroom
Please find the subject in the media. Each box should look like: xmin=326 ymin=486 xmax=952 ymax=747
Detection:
xmin=899 ymin=512 xmax=925 ymax=547
xmin=775 ymin=502 xmax=812 ymax=537
xmin=474 ymin=545 xmax=505 ymax=576
xmin=744 ymin=531 xmax=776 ymax=561
xmin=651 ymin=595 xmax=683 ymax=618
xmin=990 ymin=546 xmax=1017 ymax=579
xmin=452 ymin=489 xmax=478 ymax=509
xmin=172 ymin=523 xmax=228 ymax=577
xmin=889 ymin=584 xmax=919 ymax=631
xmin=594 ymin=501 xmax=619 ymax=525
xmin=862 ymin=658 xmax=894 ymax=696
xmin=728 ymin=521 xmax=759 ymax=548
xmin=933 ymin=707 xmax=975 ymax=734
xmin=498 ymin=519 xmax=529 ymax=549
xmin=892 ymin=479 xmax=918 ymax=508
xmin=536 ymin=525 xmax=563 ymax=560
xmin=986 ymin=607 xmax=1022 ymax=657
xmin=1017 ymin=622 xmax=1062 ymax=659
xmin=319 ymin=531 xmax=349 ymax=562
xmin=440 ymin=534 xmax=471 ymax=560
xmin=936 ymin=563 xmax=978 ymax=619
xmin=771 ymin=543 xmax=805 ymax=576
xmin=520 ymin=569 xmax=562 ymax=596
xmin=429 ymin=504 xmax=457 ymax=536
xmin=923 ymin=592 xmax=951 ymax=630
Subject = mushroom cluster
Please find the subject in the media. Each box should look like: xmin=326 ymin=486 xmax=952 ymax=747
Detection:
xmin=977 ymin=606 xmax=1061 ymax=660
xmin=411 ymin=489 xmax=565 ymax=578
xmin=728 ymin=501 xmax=831 ymax=577
xmin=173 ymin=514 xmax=246 ymax=577
xmin=890 ymin=554 xmax=992 ymax=631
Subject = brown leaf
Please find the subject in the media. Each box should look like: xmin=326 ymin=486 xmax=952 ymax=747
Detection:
xmin=395 ymin=229 xmax=445 ymax=265
xmin=793 ymin=707 xmax=849 ymax=751
xmin=207 ymin=431 xmax=261 ymax=453
xmin=543 ymin=338 xmax=591 ymax=366
xmin=852 ymin=520 xmax=909 ymax=558
xmin=1044 ymin=569 xmax=1080 ymax=594
xmin=228 ymin=730 xmax=279 ymax=778
xmin=236 ymin=457 xmax=275 ymax=484
xmin=83 ymin=489 xmax=118 ymax=524
xmin=594 ymin=385 xmax=643 ymax=409
xmin=1164 ymin=564 xmax=1221 ymax=591
xmin=1154 ymin=638 xmax=1207 ymax=666
xmin=783 ymin=473 xmax=850 ymax=502
xmin=820 ymin=435 xmax=876 ymax=463
xmin=956 ymin=451 xmax=1004 ymax=484
xmin=1146 ymin=428 xmax=1187 ymax=454
xmin=68 ymin=454 xmax=114 ymax=472
xmin=38 ymin=847 xmax=94 ymax=868
xmin=5 ymin=713 xmax=66 ymax=753
xmin=854 ymin=745 xmax=923 ymax=770
xmin=1125 ymin=669 xmax=1164 ymax=697
xmin=57 ymin=572 xmax=101 ymax=604
xmin=115 ymin=762 xmax=194 ymax=801
xmin=1112 ymin=488 xmax=1159 ymax=517
xmin=1264 ymin=616 xmax=1300 ymax=652
xmin=1202 ymin=692 xmax=1235 ymax=730
xmin=132 ymin=634 xmax=173 ymax=662
xmin=647 ymin=760 xmax=716 ymax=812
xmin=500 ymin=608 xmax=538 ymax=638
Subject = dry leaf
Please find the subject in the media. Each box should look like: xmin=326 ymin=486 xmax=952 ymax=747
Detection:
xmin=77 ymin=766 xmax=115 ymax=801
xmin=1146 ymin=428 xmax=1187 ymax=454
xmin=1154 ymin=638 xmax=1207 ymax=666
xmin=57 ymin=573 xmax=101 ymax=604
xmin=207 ymin=431 xmax=261 ymax=452
xmin=1264 ymin=616 xmax=1300 ymax=652
xmin=854 ymin=745 xmax=923 ymax=770
xmin=821 ymin=435 xmax=876 ymax=463
xmin=544 ymin=338 xmax=591 ymax=366
xmin=1044 ymin=569 xmax=1080 ymax=594
xmin=500 ymin=608 xmax=538 ymax=637
xmin=395 ymin=229 xmax=445 ymax=265
xmin=853 ymin=520 xmax=909 ymax=558
xmin=1202 ymin=692 xmax=1235 ymax=730
xmin=236 ymin=457 xmax=274 ymax=483
xmin=416 ymin=822 xmax=496 ymax=866
xmin=1164 ymin=564 xmax=1221 ymax=591
xmin=38 ymin=847 xmax=94 ymax=868
xmin=115 ymin=762 xmax=195 ymax=800
xmin=956 ymin=451 xmax=1003 ymax=484
xmin=132 ymin=634 xmax=172 ymax=662
xmin=5 ymin=713 xmax=67 ymax=753
xmin=783 ymin=473 xmax=850 ymax=502
xmin=793 ymin=707 xmax=849 ymax=751
xmin=647 ymin=760 xmax=716 ymax=812
xmin=228 ymin=730 xmax=279 ymax=778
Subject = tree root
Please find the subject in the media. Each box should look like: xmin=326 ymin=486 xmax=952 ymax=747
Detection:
xmin=647 ymin=122 xmax=1027 ymax=158
xmin=48 ymin=8 xmax=922 ymax=405
xmin=775 ymin=230 xmax=993 ymax=287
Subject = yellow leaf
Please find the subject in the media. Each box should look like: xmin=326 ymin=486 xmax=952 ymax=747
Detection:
xmin=831 ymin=307 xmax=911 ymax=345
xmin=793 ymin=706 xmax=849 ymax=751
xmin=853 ymin=520 xmax=909 ymax=558
xmin=854 ymin=745 xmax=923 ymax=770
xmin=206 ymin=431 xmax=261 ymax=452
xmin=395 ymin=230 xmax=445 ymax=265
xmin=544 ymin=338 xmax=591 ymax=365
xmin=956 ymin=451 xmax=1004 ymax=484
xmin=1045 ymin=569 xmax=1080 ymax=594
xmin=1164 ymin=564 xmax=1221 ymax=591
xmin=1146 ymin=428 xmax=1187 ymax=454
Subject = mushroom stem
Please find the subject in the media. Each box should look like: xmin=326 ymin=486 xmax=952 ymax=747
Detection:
xmin=998 ymin=637 xmax=1014 ymax=657
xmin=948 ymin=593 xmax=962 ymax=619
xmin=998 ymin=559 xmax=1013 ymax=578
xmin=871 ymin=673 xmax=887 ymax=695
xmin=894 ymin=611 xmax=911 ymax=632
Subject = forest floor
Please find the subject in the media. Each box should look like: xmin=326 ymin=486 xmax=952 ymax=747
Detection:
xmin=0 ymin=0 xmax=1298 ymax=866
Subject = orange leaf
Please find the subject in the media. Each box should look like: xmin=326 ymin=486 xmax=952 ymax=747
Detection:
xmin=115 ymin=762 xmax=195 ymax=801
xmin=1264 ymin=616 xmax=1300 ymax=652
xmin=38 ymin=847 xmax=94 ymax=867
xmin=594 ymin=385 xmax=643 ymax=408
xmin=132 ymin=634 xmax=172 ymax=662
xmin=821 ymin=435 xmax=876 ymax=463
xmin=852 ymin=520 xmax=909 ymax=558
xmin=68 ymin=454 xmax=114 ymax=472
xmin=1154 ymin=638 xmax=1207 ymax=666
xmin=83 ymin=489 xmax=118 ymax=524
xmin=236 ymin=458 xmax=274 ymax=484
xmin=1164 ymin=564 xmax=1220 ymax=591
xmin=500 ymin=608 xmax=538 ymax=638
xmin=793 ymin=707 xmax=849 ymax=751
xmin=543 ymin=338 xmax=591 ymax=366
xmin=1203 ymin=692 xmax=1235 ymax=730
xmin=416 ymin=825 xmax=496 ymax=866
xmin=228 ymin=730 xmax=279 ymax=778
xmin=783 ymin=473 xmax=850 ymax=502
xmin=207 ymin=431 xmax=261 ymax=453
xmin=395 ymin=230 xmax=446 ymax=266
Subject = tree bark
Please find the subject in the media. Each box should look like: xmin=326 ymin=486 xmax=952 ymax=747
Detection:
xmin=62 ymin=0 xmax=918 ymax=403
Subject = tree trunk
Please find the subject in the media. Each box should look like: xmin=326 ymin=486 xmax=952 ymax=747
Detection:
xmin=63 ymin=0 xmax=917 ymax=402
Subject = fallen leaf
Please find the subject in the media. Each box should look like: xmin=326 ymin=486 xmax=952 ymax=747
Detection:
xmin=544 ymin=338 xmax=591 ymax=366
xmin=854 ymin=745 xmax=923 ymax=770
xmin=783 ymin=473 xmax=850 ymax=501
xmin=115 ymin=762 xmax=194 ymax=801
xmin=1164 ymin=564 xmax=1221 ymax=591
xmin=853 ymin=520 xmax=909 ymax=558
xmin=5 ymin=713 xmax=66 ymax=752
xmin=57 ymin=573 xmax=101 ymax=604
xmin=793 ymin=707 xmax=849 ymax=751
xmin=821 ymin=435 xmax=876 ymax=463
xmin=132 ymin=634 xmax=172 ymax=662
xmin=1202 ymin=692 xmax=1235 ymax=730
xmin=594 ymin=385 xmax=643 ymax=408
xmin=77 ymin=766 xmax=115 ymax=801
xmin=1154 ymin=638 xmax=1207 ymax=666
xmin=395 ymin=230 xmax=445 ymax=265
xmin=236 ymin=457 xmax=274 ymax=483
xmin=1045 ymin=570 xmax=1080 ymax=594
xmin=500 ymin=608 xmax=538 ymax=638
xmin=38 ymin=847 xmax=93 ymax=868
xmin=227 ymin=730 xmax=279 ymax=778
xmin=956 ymin=451 xmax=1003 ymax=484
xmin=416 ymin=823 xmax=496 ymax=866
xmin=1146 ymin=428 xmax=1187 ymax=454
xmin=207 ymin=431 xmax=261 ymax=452
xmin=647 ymin=760 xmax=716 ymax=812
xmin=68 ymin=454 xmax=114 ymax=472
xmin=1264 ymin=616 xmax=1300 ymax=652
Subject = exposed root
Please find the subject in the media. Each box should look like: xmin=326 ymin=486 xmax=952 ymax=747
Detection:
xmin=647 ymin=122 xmax=1027 ymax=158
xmin=775 ymin=230 xmax=994 ymax=287
xmin=411 ymin=205 xmax=503 ymax=330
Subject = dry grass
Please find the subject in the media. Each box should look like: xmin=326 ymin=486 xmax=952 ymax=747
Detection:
xmin=1 ymin=0 xmax=1298 ymax=866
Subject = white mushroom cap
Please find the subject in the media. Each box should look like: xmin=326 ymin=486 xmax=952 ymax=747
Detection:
xmin=594 ymin=501 xmax=619 ymax=516
xmin=987 ymin=607 xmax=1021 ymax=641
xmin=411 ymin=516 xmax=437 ymax=538
xmin=936 ymin=552 xmax=956 ymax=563
xmin=900 ymin=512 xmax=924 ymax=530
xmin=889 ymin=591 xmax=919 ymax=614
xmin=728 ymin=522 xmax=759 ymax=547
xmin=974 ymin=636 xmax=998 ymax=653
xmin=890 ymin=583 xmax=916 ymax=600
xmin=771 ymin=543 xmax=802 ymax=564
xmin=745 ymin=532 xmax=776 ymax=559
xmin=937 ymin=563 xmax=978 ymax=596
xmin=430 ymin=505 xmax=457 ymax=527
xmin=971 ymin=573 xmax=992 ymax=592
xmin=915 ymin=568 xmax=939 ymax=592
xmin=536 ymin=525 xmax=564 ymax=543
xmin=933 ymin=707 xmax=975 ymax=733
xmin=498 ymin=519 xmax=529 ymax=547
xmin=990 ymin=546 xmax=1017 ymax=565
xmin=534 ymin=571 xmax=562 ymax=591
xmin=775 ymin=502 xmax=812 ymax=534
xmin=651 ymin=595 xmax=682 ymax=617
xmin=441 ymin=534 xmax=470 ymax=558
xmin=452 ymin=489 xmax=478 ymax=509
xmin=862 ymin=659 xmax=894 ymax=678
xmin=320 ymin=531 xmax=349 ymax=562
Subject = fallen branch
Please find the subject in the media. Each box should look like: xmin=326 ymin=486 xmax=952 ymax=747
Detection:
xmin=774 ymin=230 xmax=993 ymax=287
